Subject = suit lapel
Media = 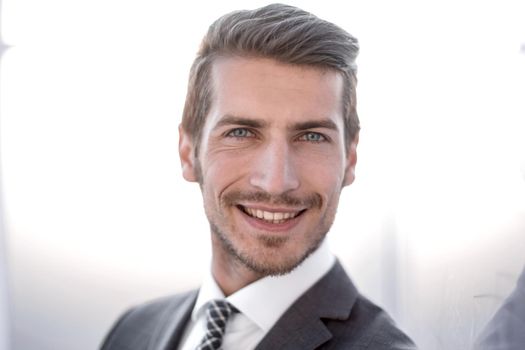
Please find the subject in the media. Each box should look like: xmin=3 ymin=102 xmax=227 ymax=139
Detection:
xmin=148 ymin=290 xmax=198 ymax=350
xmin=255 ymin=261 xmax=358 ymax=350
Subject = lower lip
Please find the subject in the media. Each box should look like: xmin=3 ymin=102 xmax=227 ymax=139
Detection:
xmin=238 ymin=207 xmax=303 ymax=233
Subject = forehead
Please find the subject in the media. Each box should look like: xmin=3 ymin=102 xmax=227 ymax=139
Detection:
xmin=208 ymin=56 xmax=344 ymax=126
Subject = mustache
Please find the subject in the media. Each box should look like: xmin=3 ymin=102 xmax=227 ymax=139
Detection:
xmin=222 ymin=190 xmax=322 ymax=209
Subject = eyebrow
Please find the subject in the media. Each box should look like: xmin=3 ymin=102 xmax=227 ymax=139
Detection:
xmin=213 ymin=114 xmax=339 ymax=132
xmin=213 ymin=115 xmax=268 ymax=130
xmin=290 ymin=119 xmax=339 ymax=132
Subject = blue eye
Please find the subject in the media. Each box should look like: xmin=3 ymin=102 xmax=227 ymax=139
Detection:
xmin=300 ymin=132 xmax=326 ymax=142
xmin=227 ymin=128 xmax=253 ymax=138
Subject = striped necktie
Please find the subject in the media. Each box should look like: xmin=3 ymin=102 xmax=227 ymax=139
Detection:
xmin=196 ymin=299 xmax=237 ymax=350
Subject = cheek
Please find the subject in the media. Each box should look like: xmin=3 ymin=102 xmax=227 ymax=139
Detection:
xmin=300 ymin=156 xmax=345 ymax=192
xmin=201 ymin=152 xmax=253 ymax=192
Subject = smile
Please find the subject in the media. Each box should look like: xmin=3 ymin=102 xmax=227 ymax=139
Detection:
xmin=238 ymin=205 xmax=305 ymax=224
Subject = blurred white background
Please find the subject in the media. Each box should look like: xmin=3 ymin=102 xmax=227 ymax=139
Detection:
xmin=1 ymin=0 xmax=524 ymax=349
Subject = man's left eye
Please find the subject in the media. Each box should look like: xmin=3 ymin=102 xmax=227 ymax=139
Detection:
xmin=299 ymin=132 xmax=326 ymax=142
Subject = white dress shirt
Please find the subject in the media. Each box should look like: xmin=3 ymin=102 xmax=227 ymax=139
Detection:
xmin=178 ymin=240 xmax=335 ymax=350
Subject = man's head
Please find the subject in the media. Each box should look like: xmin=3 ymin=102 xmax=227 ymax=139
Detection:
xmin=178 ymin=4 xmax=360 ymax=285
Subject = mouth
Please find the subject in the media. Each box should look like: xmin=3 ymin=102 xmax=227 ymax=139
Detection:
xmin=237 ymin=205 xmax=306 ymax=224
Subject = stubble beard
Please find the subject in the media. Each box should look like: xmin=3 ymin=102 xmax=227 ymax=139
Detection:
xmin=210 ymin=219 xmax=327 ymax=277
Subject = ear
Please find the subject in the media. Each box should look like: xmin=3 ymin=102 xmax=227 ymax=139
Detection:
xmin=343 ymin=132 xmax=359 ymax=187
xmin=178 ymin=125 xmax=198 ymax=182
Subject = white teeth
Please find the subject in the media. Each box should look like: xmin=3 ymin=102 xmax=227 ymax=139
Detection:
xmin=242 ymin=207 xmax=300 ymax=223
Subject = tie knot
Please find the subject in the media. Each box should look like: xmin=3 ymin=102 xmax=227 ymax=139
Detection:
xmin=207 ymin=299 xmax=237 ymax=319
xmin=197 ymin=300 xmax=237 ymax=350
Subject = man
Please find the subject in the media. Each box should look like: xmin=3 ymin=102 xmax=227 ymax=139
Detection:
xmin=102 ymin=4 xmax=416 ymax=349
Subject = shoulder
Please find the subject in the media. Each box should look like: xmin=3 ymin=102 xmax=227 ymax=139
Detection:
xmin=311 ymin=261 xmax=417 ymax=349
xmin=100 ymin=290 xmax=198 ymax=350
xmin=474 ymin=266 xmax=525 ymax=349
xmin=265 ymin=260 xmax=417 ymax=349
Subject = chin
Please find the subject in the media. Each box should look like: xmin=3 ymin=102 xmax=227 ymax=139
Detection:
xmin=214 ymin=223 xmax=324 ymax=276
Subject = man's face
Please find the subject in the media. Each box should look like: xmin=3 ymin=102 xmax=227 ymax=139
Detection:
xmin=179 ymin=57 xmax=357 ymax=276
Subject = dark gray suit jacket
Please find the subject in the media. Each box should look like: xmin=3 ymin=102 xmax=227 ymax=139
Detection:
xmin=101 ymin=261 xmax=416 ymax=349
xmin=474 ymin=266 xmax=525 ymax=350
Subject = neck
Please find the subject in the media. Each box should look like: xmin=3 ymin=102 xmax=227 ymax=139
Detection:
xmin=210 ymin=237 xmax=265 ymax=296
xmin=211 ymin=253 xmax=264 ymax=297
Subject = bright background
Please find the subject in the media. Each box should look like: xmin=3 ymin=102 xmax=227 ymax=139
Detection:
xmin=1 ymin=1 xmax=524 ymax=349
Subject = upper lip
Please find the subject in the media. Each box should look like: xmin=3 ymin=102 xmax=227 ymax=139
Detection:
xmin=237 ymin=204 xmax=306 ymax=213
xmin=237 ymin=204 xmax=306 ymax=221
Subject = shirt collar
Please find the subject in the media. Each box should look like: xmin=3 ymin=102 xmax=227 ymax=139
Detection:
xmin=192 ymin=240 xmax=335 ymax=332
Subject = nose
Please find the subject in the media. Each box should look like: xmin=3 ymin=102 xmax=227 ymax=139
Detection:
xmin=249 ymin=140 xmax=300 ymax=194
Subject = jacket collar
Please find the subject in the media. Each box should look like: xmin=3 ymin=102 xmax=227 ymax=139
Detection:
xmin=150 ymin=290 xmax=198 ymax=350
xmin=148 ymin=260 xmax=356 ymax=350
xmin=254 ymin=260 xmax=357 ymax=350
